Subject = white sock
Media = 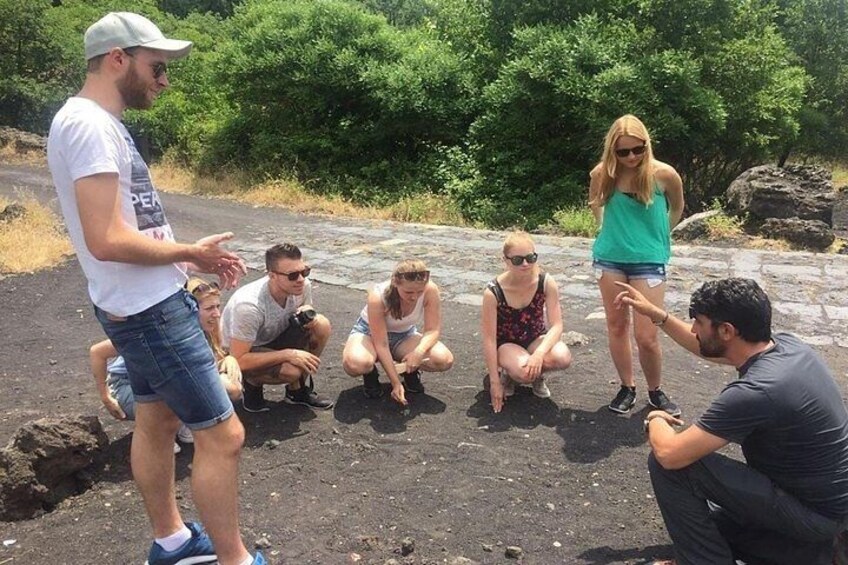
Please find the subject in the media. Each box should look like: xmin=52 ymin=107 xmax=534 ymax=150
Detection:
xmin=155 ymin=525 xmax=191 ymax=551
xmin=238 ymin=555 xmax=255 ymax=565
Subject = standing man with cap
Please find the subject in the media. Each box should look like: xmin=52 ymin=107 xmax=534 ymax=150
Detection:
xmin=47 ymin=12 xmax=263 ymax=565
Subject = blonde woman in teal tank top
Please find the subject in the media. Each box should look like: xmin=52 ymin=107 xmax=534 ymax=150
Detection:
xmin=588 ymin=115 xmax=685 ymax=416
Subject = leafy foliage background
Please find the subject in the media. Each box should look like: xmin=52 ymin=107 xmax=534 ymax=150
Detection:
xmin=2 ymin=0 xmax=844 ymax=228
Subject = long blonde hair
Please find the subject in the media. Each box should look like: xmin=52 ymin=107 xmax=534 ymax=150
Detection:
xmin=384 ymin=259 xmax=428 ymax=319
xmin=186 ymin=277 xmax=226 ymax=360
xmin=593 ymin=114 xmax=656 ymax=206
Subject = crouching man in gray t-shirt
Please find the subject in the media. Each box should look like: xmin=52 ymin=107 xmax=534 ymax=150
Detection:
xmin=222 ymin=243 xmax=334 ymax=412
xmin=616 ymin=278 xmax=848 ymax=565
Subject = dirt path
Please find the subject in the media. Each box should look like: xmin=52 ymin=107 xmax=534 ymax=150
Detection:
xmin=1 ymin=164 xmax=847 ymax=564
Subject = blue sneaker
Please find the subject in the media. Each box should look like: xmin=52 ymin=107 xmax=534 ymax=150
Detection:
xmin=144 ymin=522 xmax=217 ymax=565
xmin=252 ymin=551 xmax=267 ymax=564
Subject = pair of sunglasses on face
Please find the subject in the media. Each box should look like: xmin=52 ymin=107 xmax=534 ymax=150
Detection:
xmin=615 ymin=145 xmax=647 ymax=158
xmin=504 ymin=252 xmax=538 ymax=266
xmin=271 ymin=267 xmax=311 ymax=281
xmin=395 ymin=270 xmax=430 ymax=282
xmin=121 ymin=49 xmax=168 ymax=79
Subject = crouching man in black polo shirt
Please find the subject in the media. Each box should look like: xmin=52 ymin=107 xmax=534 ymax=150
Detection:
xmin=616 ymin=277 xmax=848 ymax=565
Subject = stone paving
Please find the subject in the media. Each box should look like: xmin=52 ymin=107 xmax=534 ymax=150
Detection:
xmin=1 ymin=162 xmax=844 ymax=347
xmin=231 ymin=219 xmax=848 ymax=349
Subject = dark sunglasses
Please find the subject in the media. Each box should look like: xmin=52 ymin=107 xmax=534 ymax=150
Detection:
xmin=271 ymin=267 xmax=311 ymax=281
xmin=396 ymin=270 xmax=430 ymax=282
xmin=504 ymin=253 xmax=538 ymax=266
xmin=615 ymin=145 xmax=647 ymax=158
xmin=122 ymin=49 xmax=168 ymax=79
xmin=189 ymin=281 xmax=219 ymax=296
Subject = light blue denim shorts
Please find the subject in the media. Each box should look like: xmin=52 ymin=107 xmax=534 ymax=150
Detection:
xmin=593 ymin=259 xmax=667 ymax=287
xmin=350 ymin=316 xmax=419 ymax=357
xmin=95 ymin=290 xmax=233 ymax=430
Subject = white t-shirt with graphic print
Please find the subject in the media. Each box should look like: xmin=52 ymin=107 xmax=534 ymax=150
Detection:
xmin=48 ymin=97 xmax=186 ymax=316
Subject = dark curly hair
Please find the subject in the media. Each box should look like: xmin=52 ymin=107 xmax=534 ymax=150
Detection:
xmin=689 ymin=278 xmax=771 ymax=343
xmin=265 ymin=243 xmax=302 ymax=271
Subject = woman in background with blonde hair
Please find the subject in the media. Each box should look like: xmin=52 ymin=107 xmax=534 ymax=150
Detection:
xmin=481 ymin=231 xmax=572 ymax=413
xmin=343 ymin=259 xmax=454 ymax=405
xmin=89 ymin=276 xmax=242 ymax=451
xmin=589 ymin=114 xmax=684 ymax=416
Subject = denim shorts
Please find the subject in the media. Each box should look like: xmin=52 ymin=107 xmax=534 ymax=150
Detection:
xmin=94 ymin=290 xmax=234 ymax=430
xmin=350 ymin=316 xmax=419 ymax=358
xmin=106 ymin=371 xmax=136 ymax=421
xmin=593 ymin=259 xmax=667 ymax=287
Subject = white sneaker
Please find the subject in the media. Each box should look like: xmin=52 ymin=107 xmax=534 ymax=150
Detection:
xmin=499 ymin=370 xmax=515 ymax=397
xmin=532 ymin=376 xmax=551 ymax=398
xmin=176 ymin=424 xmax=194 ymax=444
xmin=173 ymin=442 xmax=181 ymax=454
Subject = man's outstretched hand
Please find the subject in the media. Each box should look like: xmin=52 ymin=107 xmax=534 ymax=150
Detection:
xmin=189 ymin=232 xmax=247 ymax=289
xmin=613 ymin=281 xmax=666 ymax=324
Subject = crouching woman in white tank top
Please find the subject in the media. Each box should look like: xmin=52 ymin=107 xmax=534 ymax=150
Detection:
xmin=343 ymin=259 xmax=454 ymax=405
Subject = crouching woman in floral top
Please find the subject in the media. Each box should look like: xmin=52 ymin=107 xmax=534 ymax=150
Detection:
xmin=481 ymin=231 xmax=572 ymax=413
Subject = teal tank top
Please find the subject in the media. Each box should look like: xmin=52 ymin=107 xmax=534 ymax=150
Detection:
xmin=592 ymin=186 xmax=671 ymax=264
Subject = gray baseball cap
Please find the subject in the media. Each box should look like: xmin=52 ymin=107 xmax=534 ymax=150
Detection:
xmin=84 ymin=12 xmax=192 ymax=61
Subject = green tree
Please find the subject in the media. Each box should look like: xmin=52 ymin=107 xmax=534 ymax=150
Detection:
xmin=774 ymin=0 xmax=848 ymax=161
xmin=212 ymin=0 xmax=476 ymax=201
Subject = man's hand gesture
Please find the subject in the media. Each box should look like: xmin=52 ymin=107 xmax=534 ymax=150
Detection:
xmin=189 ymin=232 xmax=247 ymax=289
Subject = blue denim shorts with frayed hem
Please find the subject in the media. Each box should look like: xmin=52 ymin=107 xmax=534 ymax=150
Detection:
xmin=593 ymin=259 xmax=667 ymax=287
xmin=350 ymin=316 xmax=419 ymax=358
xmin=94 ymin=290 xmax=233 ymax=431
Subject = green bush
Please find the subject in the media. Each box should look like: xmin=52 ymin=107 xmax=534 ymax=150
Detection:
xmin=551 ymin=206 xmax=597 ymax=237
xmin=211 ymin=0 xmax=477 ymax=201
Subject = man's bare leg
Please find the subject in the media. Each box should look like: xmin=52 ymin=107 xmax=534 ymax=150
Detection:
xmin=132 ymin=401 xmax=184 ymax=538
xmin=191 ymin=415 xmax=250 ymax=565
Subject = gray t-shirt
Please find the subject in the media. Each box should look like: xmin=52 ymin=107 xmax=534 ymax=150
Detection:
xmin=697 ymin=332 xmax=848 ymax=519
xmin=221 ymin=276 xmax=312 ymax=348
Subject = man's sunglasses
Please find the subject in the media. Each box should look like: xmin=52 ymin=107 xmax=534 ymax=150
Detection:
xmin=271 ymin=267 xmax=311 ymax=281
xmin=505 ymin=253 xmax=538 ymax=266
xmin=615 ymin=145 xmax=647 ymax=158
xmin=122 ymin=49 xmax=168 ymax=79
xmin=396 ymin=270 xmax=430 ymax=282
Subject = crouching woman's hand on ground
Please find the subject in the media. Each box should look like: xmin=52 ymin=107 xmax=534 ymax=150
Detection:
xmin=101 ymin=394 xmax=126 ymax=421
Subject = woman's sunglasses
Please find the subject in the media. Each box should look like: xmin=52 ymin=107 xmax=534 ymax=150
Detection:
xmin=271 ymin=267 xmax=311 ymax=281
xmin=615 ymin=145 xmax=647 ymax=158
xmin=505 ymin=253 xmax=538 ymax=266
xmin=396 ymin=270 xmax=430 ymax=282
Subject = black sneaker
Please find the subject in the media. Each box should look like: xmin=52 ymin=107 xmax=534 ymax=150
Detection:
xmin=363 ymin=368 xmax=383 ymax=399
xmin=608 ymin=385 xmax=637 ymax=413
xmin=242 ymin=380 xmax=269 ymax=413
xmin=649 ymin=389 xmax=682 ymax=417
xmin=402 ymin=370 xmax=424 ymax=393
xmin=285 ymin=379 xmax=334 ymax=410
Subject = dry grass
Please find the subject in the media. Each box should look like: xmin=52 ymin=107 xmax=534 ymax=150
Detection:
xmin=0 ymin=145 xmax=46 ymax=166
xmin=150 ymin=161 xmax=466 ymax=226
xmin=0 ymin=196 xmax=74 ymax=274
xmin=833 ymin=164 xmax=848 ymax=190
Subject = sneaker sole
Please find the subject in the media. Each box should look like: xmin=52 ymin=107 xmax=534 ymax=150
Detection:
xmin=145 ymin=556 xmax=217 ymax=565
xmin=649 ymin=400 xmax=682 ymax=417
xmin=284 ymin=396 xmax=335 ymax=410
xmin=532 ymin=389 xmax=551 ymax=399
xmin=242 ymin=403 xmax=270 ymax=413
xmin=607 ymin=404 xmax=633 ymax=414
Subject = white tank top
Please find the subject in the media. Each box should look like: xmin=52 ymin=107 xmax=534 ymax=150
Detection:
xmin=360 ymin=280 xmax=424 ymax=332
